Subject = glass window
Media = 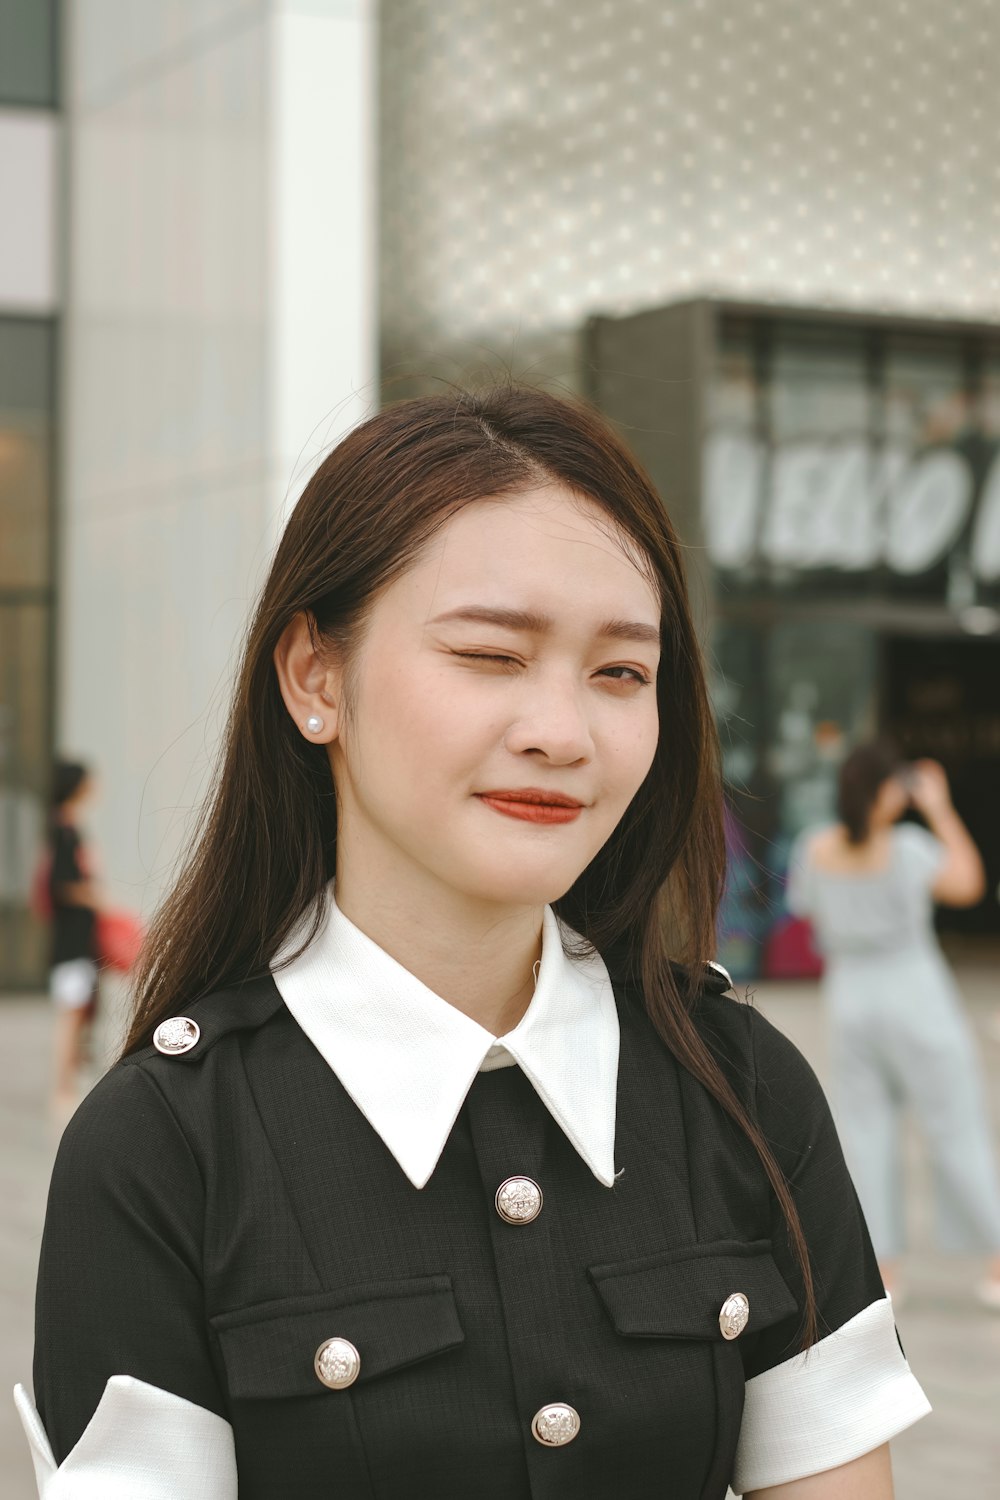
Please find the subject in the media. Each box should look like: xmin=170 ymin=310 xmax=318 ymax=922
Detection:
xmin=0 ymin=319 xmax=55 ymax=590
xmin=0 ymin=601 xmax=50 ymax=985
xmin=0 ymin=317 xmax=55 ymax=988
xmin=714 ymin=617 xmax=878 ymax=981
xmin=0 ymin=0 xmax=58 ymax=108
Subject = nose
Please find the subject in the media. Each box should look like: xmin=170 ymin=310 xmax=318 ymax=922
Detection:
xmin=502 ymin=676 xmax=594 ymax=765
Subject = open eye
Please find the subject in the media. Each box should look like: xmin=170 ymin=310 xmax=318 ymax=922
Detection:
xmin=598 ymin=665 xmax=652 ymax=687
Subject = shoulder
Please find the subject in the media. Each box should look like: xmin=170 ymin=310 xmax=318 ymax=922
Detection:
xmin=56 ymin=975 xmax=287 ymax=1172
xmin=126 ymin=971 xmax=287 ymax=1068
xmin=636 ymin=961 xmax=812 ymax=1095
xmin=685 ymin=995 xmax=852 ymax=1241
xmin=689 ymin=987 xmax=830 ymax=1155
xmin=891 ymin=821 xmax=942 ymax=860
xmin=792 ymin=824 xmax=837 ymax=867
xmin=691 ymin=987 xmax=818 ymax=1091
xmin=614 ymin=959 xmax=825 ymax=1125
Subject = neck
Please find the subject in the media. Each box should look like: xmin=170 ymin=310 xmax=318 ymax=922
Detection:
xmin=839 ymin=821 xmax=889 ymax=849
xmin=333 ymin=869 xmax=544 ymax=1038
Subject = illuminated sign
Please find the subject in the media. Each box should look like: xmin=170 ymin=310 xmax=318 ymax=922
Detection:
xmin=705 ymin=431 xmax=1000 ymax=580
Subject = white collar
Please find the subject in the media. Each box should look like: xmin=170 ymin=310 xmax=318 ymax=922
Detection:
xmin=271 ymin=891 xmax=620 ymax=1190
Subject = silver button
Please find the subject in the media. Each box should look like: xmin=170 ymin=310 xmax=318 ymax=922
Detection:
xmin=706 ymin=960 xmax=733 ymax=991
xmin=314 ymin=1337 xmax=361 ymax=1389
xmin=153 ymin=1016 xmax=201 ymax=1055
xmin=719 ymin=1292 xmax=750 ymax=1340
xmin=495 ymin=1176 xmax=543 ymax=1224
xmin=531 ymin=1402 xmax=581 ymax=1446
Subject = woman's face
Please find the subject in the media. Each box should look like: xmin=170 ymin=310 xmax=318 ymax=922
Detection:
xmin=328 ymin=485 xmax=662 ymax=914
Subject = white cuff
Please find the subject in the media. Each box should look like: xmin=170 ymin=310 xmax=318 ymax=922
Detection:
xmin=14 ymin=1377 xmax=237 ymax=1499
xmin=732 ymin=1295 xmax=931 ymax=1495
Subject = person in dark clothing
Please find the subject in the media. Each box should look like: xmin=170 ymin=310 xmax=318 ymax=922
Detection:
xmin=47 ymin=760 xmax=101 ymax=1116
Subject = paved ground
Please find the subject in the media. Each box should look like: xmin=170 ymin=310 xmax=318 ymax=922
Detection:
xmin=2 ymin=970 xmax=999 ymax=1497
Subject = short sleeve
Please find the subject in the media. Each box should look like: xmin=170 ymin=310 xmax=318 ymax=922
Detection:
xmin=893 ymin=822 xmax=945 ymax=891
xmin=731 ymin=1009 xmax=930 ymax=1493
xmin=783 ymin=831 xmax=817 ymax=918
xmin=27 ymin=1061 xmax=233 ymax=1480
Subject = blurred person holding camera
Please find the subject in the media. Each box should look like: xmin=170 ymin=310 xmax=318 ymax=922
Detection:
xmin=788 ymin=741 xmax=1000 ymax=1310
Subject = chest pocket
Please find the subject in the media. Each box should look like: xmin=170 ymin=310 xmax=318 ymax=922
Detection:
xmin=588 ymin=1242 xmax=798 ymax=1500
xmin=210 ymin=1274 xmax=464 ymax=1400
xmin=588 ymin=1238 xmax=798 ymax=1344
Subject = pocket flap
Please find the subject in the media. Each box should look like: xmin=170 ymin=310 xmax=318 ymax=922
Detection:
xmin=211 ymin=1275 xmax=464 ymax=1399
xmin=589 ymin=1239 xmax=797 ymax=1341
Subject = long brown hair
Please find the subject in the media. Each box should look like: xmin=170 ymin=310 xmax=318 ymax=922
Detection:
xmin=125 ymin=385 xmax=817 ymax=1346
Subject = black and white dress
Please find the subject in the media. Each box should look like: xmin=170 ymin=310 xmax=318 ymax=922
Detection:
xmin=16 ymin=895 xmax=929 ymax=1498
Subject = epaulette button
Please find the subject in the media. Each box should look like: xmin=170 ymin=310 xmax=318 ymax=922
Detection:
xmin=153 ymin=1016 xmax=201 ymax=1055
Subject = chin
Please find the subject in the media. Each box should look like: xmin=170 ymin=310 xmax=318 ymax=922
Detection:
xmin=457 ymin=860 xmax=586 ymax=910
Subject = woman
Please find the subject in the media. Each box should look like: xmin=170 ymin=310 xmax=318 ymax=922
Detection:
xmin=45 ymin=761 xmax=102 ymax=1119
xmin=787 ymin=741 xmax=1000 ymax=1308
xmin=17 ymin=390 xmax=928 ymax=1498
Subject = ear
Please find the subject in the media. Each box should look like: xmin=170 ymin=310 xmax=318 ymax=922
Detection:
xmin=273 ymin=611 xmax=342 ymax=743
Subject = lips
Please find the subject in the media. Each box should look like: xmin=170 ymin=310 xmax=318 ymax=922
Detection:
xmin=475 ymin=789 xmax=585 ymax=825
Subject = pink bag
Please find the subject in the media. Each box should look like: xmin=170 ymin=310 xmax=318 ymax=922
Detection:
xmin=96 ymin=909 xmax=144 ymax=973
xmin=761 ymin=915 xmax=824 ymax=980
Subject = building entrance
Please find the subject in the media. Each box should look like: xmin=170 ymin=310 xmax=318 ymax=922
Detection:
xmin=883 ymin=633 xmax=1000 ymax=938
xmin=586 ymin=296 xmax=1000 ymax=974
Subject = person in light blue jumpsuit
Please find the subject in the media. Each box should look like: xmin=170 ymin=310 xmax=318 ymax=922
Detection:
xmin=787 ymin=741 xmax=1000 ymax=1309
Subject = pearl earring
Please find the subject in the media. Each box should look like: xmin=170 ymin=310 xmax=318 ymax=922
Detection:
xmin=305 ymin=715 xmax=324 ymax=734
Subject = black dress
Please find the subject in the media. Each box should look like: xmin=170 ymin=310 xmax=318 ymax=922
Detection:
xmin=48 ymin=822 xmax=96 ymax=969
xmin=27 ymin=967 xmax=920 ymax=1498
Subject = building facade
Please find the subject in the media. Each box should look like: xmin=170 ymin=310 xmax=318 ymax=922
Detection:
xmin=5 ymin=0 xmax=1000 ymax=985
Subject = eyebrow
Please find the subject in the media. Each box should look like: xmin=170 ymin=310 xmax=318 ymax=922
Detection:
xmin=429 ymin=606 xmax=661 ymax=646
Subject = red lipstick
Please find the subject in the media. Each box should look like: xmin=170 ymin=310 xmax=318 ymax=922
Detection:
xmin=476 ymin=789 xmax=585 ymax=825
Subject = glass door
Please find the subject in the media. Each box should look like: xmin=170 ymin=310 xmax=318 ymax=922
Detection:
xmin=0 ymin=317 xmax=56 ymax=989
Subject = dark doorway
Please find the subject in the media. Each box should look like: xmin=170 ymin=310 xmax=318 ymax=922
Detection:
xmin=882 ymin=634 xmax=1000 ymax=937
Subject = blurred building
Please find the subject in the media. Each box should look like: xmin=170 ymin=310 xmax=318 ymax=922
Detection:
xmin=1 ymin=0 xmax=375 ymax=987
xmin=587 ymin=299 xmax=1000 ymax=977
xmin=4 ymin=0 xmax=1000 ymax=987
xmin=0 ymin=2 xmax=59 ymax=986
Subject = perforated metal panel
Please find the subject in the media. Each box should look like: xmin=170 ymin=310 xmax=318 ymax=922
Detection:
xmin=379 ymin=0 xmax=1000 ymax=392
